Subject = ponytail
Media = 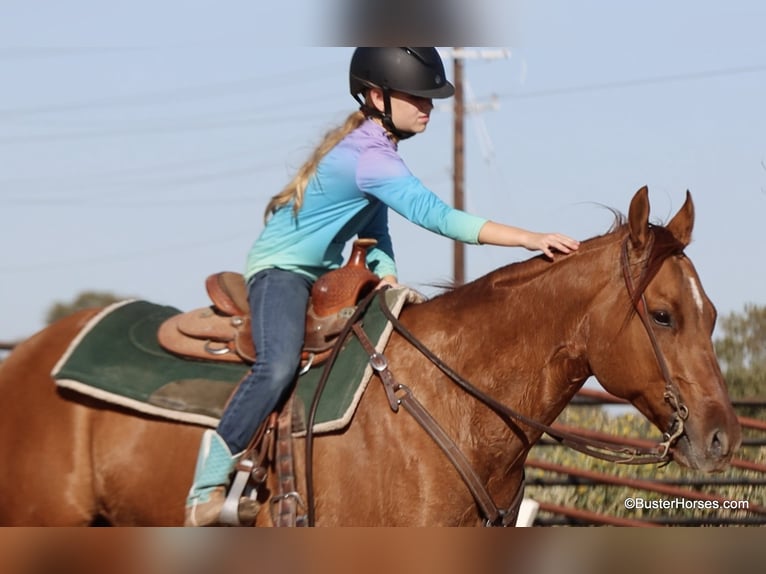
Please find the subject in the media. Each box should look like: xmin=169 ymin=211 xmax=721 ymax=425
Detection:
xmin=264 ymin=110 xmax=366 ymax=222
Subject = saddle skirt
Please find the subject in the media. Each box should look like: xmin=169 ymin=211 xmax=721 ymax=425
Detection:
xmin=157 ymin=239 xmax=380 ymax=367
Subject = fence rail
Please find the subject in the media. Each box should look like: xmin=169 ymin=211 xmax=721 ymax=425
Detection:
xmin=525 ymin=388 xmax=765 ymax=527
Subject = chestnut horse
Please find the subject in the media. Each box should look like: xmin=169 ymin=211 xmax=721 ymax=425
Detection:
xmin=0 ymin=187 xmax=741 ymax=526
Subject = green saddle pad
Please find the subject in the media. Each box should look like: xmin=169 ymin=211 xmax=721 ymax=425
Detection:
xmin=52 ymin=288 xmax=416 ymax=434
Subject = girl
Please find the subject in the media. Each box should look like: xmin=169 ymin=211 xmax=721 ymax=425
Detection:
xmin=185 ymin=47 xmax=579 ymax=526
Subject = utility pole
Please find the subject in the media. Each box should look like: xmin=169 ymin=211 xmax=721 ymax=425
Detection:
xmin=447 ymin=48 xmax=509 ymax=286
xmin=453 ymin=50 xmax=465 ymax=286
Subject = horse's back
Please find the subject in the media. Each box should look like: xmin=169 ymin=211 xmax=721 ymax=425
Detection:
xmin=0 ymin=309 xmax=200 ymax=525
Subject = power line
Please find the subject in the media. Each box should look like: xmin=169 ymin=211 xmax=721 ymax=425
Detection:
xmin=0 ymin=128 xmax=310 ymax=196
xmin=2 ymin=196 xmax=264 ymax=208
xmin=0 ymin=108 xmax=345 ymax=145
xmin=1 ymin=233 xmax=253 ymax=274
xmin=0 ymin=46 xmax=148 ymax=60
xmin=0 ymin=62 xmax=346 ymax=118
xmin=495 ymin=63 xmax=766 ymax=101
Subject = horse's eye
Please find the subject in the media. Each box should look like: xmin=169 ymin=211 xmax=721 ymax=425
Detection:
xmin=652 ymin=310 xmax=673 ymax=327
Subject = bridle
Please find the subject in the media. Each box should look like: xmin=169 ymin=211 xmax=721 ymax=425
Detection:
xmin=620 ymin=234 xmax=690 ymax=457
xmin=303 ymin=233 xmax=689 ymax=526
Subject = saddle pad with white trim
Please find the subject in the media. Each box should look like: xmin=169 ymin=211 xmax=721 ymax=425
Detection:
xmin=52 ymin=288 xmax=422 ymax=434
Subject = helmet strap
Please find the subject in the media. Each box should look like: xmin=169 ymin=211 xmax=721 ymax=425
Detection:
xmin=357 ymin=88 xmax=416 ymax=141
xmin=381 ymin=88 xmax=416 ymax=141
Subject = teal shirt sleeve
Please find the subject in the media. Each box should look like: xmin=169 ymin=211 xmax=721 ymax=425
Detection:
xmin=356 ymin=145 xmax=488 ymax=245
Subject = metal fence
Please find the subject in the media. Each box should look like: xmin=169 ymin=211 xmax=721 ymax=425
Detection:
xmin=525 ymin=388 xmax=766 ymax=526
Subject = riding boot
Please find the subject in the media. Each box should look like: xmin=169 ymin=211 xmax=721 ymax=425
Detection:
xmin=184 ymin=429 xmax=239 ymax=527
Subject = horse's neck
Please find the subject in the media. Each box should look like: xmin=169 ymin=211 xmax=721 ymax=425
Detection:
xmin=411 ymin=239 xmax=618 ymax=429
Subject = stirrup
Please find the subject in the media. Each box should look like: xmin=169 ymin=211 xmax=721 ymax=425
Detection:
xmin=219 ymin=458 xmax=261 ymax=525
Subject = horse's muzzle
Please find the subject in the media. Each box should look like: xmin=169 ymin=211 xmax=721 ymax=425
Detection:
xmin=673 ymin=423 xmax=741 ymax=473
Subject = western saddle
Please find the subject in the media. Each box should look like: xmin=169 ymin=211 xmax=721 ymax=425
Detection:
xmin=157 ymin=239 xmax=380 ymax=369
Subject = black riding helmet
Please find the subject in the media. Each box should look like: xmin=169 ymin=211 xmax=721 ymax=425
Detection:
xmin=349 ymin=47 xmax=454 ymax=139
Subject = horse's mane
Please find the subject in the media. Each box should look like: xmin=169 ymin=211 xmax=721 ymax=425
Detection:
xmin=429 ymin=210 xmax=685 ymax=299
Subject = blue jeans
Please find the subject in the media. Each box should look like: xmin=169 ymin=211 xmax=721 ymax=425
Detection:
xmin=216 ymin=268 xmax=313 ymax=453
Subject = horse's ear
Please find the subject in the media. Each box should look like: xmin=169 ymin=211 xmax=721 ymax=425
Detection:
xmin=665 ymin=190 xmax=694 ymax=247
xmin=628 ymin=186 xmax=650 ymax=249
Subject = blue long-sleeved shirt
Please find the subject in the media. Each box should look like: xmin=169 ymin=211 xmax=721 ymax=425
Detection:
xmin=245 ymin=119 xmax=488 ymax=282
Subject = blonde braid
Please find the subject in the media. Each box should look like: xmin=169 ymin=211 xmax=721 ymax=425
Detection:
xmin=264 ymin=110 xmax=366 ymax=222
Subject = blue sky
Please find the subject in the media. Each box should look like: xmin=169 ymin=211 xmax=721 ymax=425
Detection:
xmin=2 ymin=1 xmax=766 ymax=342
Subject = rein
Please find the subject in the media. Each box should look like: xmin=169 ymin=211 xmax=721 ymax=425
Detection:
xmin=374 ymin=290 xmax=676 ymax=466
xmin=302 ymin=234 xmax=688 ymax=526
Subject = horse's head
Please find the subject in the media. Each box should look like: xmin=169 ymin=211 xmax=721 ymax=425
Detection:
xmin=588 ymin=186 xmax=741 ymax=472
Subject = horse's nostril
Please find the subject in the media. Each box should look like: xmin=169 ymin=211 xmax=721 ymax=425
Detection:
xmin=709 ymin=429 xmax=729 ymax=459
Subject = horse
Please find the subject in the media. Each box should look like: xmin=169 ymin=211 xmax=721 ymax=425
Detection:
xmin=0 ymin=187 xmax=741 ymax=526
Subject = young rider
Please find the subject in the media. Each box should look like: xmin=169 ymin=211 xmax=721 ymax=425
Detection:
xmin=185 ymin=47 xmax=579 ymax=526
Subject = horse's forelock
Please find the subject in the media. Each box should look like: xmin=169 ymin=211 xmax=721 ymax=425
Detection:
xmin=631 ymin=224 xmax=687 ymax=301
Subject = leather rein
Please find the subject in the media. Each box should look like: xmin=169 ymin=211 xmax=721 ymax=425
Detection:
xmin=303 ymin=234 xmax=689 ymax=527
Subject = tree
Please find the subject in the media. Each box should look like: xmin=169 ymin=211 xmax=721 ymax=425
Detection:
xmin=714 ymin=303 xmax=766 ymax=400
xmin=45 ymin=291 xmax=130 ymax=325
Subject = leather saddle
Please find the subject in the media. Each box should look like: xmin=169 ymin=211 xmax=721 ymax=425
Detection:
xmin=157 ymin=239 xmax=380 ymax=368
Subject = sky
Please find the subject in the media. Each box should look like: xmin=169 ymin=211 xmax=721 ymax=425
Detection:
xmin=2 ymin=1 xmax=766 ymax=344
